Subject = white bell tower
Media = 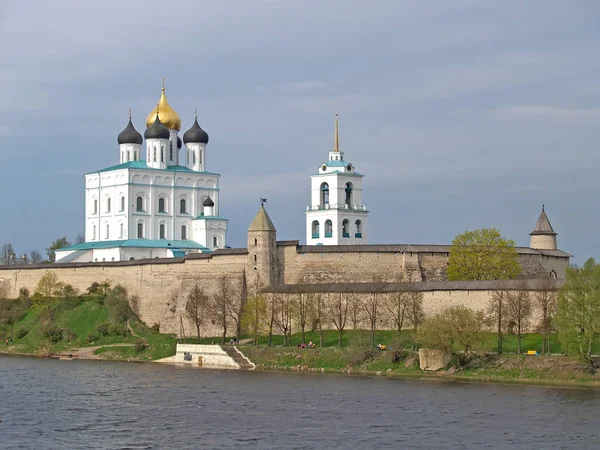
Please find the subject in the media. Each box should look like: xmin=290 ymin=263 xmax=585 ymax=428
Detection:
xmin=305 ymin=112 xmax=369 ymax=245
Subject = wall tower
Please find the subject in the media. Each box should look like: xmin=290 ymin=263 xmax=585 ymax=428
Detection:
xmin=247 ymin=203 xmax=277 ymax=288
xmin=530 ymin=205 xmax=558 ymax=250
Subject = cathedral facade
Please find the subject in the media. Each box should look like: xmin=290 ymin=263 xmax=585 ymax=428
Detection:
xmin=55 ymin=83 xmax=228 ymax=263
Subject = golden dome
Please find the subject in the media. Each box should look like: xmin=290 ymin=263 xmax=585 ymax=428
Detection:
xmin=145 ymin=84 xmax=181 ymax=131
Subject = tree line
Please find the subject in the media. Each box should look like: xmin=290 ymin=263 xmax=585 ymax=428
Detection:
xmin=0 ymin=235 xmax=85 ymax=265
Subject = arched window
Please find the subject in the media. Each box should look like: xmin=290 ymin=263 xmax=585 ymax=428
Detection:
xmin=92 ymin=225 xmax=96 ymax=240
xmin=160 ymin=145 xmax=164 ymax=162
xmin=213 ymin=236 xmax=218 ymax=247
xmin=355 ymin=220 xmax=362 ymax=238
xmin=120 ymin=196 xmax=125 ymax=211
xmin=193 ymin=151 xmax=196 ymax=165
xmin=93 ymin=199 xmax=98 ymax=214
xmin=254 ymin=238 xmax=258 ymax=246
xmin=180 ymin=199 xmax=186 ymax=214
xmin=136 ymin=196 xmax=143 ymax=211
xmin=345 ymin=182 xmax=353 ymax=207
xmin=153 ymin=147 xmax=157 ymax=162
xmin=106 ymin=198 xmax=111 ymax=213
xmin=181 ymin=225 xmax=187 ymax=240
xmin=137 ymin=223 xmax=143 ymax=238
xmin=342 ymin=219 xmax=350 ymax=237
xmin=320 ymin=183 xmax=329 ymax=206
xmin=126 ymin=150 xmax=130 ymax=161
xmin=550 ymin=270 xmax=557 ymax=279
xmin=311 ymin=221 xmax=320 ymax=238
xmin=105 ymin=224 xmax=109 ymax=239
xmin=169 ymin=142 xmax=173 ymax=160
xmin=119 ymin=223 xmax=124 ymax=238
xmin=325 ymin=220 xmax=333 ymax=238
xmin=158 ymin=197 xmax=166 ymax=213
xmin=186 ymin=149 xmax=190 ymax=165
xmin=159 ymin=224 xmax=166 ymax=239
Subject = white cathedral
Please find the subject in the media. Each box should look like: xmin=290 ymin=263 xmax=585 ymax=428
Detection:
xmin=55 ymin=83 xmax=228 ymax=263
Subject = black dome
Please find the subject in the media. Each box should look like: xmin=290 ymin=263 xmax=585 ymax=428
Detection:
xmin=177 ymin=136 xmax=182 ymax=149
xmin=203 ymin=196 xmax=214 ymax=207
xmin=183 ymin=117 xmax=209 ymax=144
xmin=117 ymin=119 xmax=143 ymax=145
xmin=144 ymin=115 xmax=170 ymax=140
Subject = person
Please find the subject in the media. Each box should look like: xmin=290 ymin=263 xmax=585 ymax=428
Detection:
xmin=307 ymin=341 xmax=315 ymax=348
xmin=377 ymin=343 xmax=382 ymax=350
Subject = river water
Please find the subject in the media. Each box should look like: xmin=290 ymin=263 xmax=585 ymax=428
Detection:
xmin=1 ymin=356 xmax=599 ymax=449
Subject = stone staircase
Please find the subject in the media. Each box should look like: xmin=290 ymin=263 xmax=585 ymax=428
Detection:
xmin=221 ymin=345 xmax=255 ymax=370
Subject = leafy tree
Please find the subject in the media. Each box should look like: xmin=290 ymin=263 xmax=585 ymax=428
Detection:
xmin=447 ymin=228 xmax=521 ymax=281
xmin=504 ymin=288 xmax=532 ymax=354
xmin=185 ymin=284 xmax=210 ymax=340
xmin=46 ymin=237 xmax=71 ymax=263
xmin=241 ymin=294 xmax=267 ymax=346
xmin=33 ymin=271 xmax=64 ymax=301
xmin=557 ymin=258 xmax=600 ymax=365
xmin=420 ymin=306 xmax=486 ymax=364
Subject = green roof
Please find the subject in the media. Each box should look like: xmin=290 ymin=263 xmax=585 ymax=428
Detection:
xmin=193 ymin=215 xmax=229 ymax=221
xmin=57 ymin=239 xmax=210 ymax=252
xmin=85 ymin=160 xmax=220 ymax=176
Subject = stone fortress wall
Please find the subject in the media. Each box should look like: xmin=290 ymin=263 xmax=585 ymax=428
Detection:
xmin=0 ymin=210 xmax=569 ymax=337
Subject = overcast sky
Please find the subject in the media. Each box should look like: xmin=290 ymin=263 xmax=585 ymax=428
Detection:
xmin=1 ymin=0 xmax=598 ymax=262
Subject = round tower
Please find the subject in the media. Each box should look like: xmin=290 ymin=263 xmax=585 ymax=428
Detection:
xmin=144 ymin=113 xmax=170 ymax=169
xmin=530 ymin=205 xmax=558 ymax=250
xmin=117 ymin=111 xmax=143 ymax=163
xmin=247 ymin=202 xmax=277 ymax=288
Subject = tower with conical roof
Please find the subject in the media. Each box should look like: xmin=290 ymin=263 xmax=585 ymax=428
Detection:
xmin=530 ymin=205 xmax=558 ymax=250
xmin=305 ymin=112 xmax=369 ymax=245
xmin=248 ymin=202 xmax=277 ymax=287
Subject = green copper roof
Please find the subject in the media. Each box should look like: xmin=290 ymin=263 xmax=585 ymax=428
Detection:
xmin=85 ymin=160 xmax=220 ymax=176
xmin=248 ymin=205 xmax=276 ymax=232
xmin=57 ymin=239 xmax=210 ymax=252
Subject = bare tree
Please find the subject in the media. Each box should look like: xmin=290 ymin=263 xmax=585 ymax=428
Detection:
xmin=273 ymin=294 xmax=293 ymax=346
xmin=308 ymin=293 xmax=325 ymax=347
xmin=185 ymin=283 xmax=210 ymax=341
xmin=535 ymin=289 xmax=557 ymax=354
xmin=348 ymin=292 xmax=364 ymax=331
xmin=384 ymin=291 xmax=411 ymax=336
xmin=363 ymin=291 xmax=381 ymax=348
xmin=266 ymin=293 xmax=277 ymax=346
xmin=294 ymin=293 xmax=313 ymax=345
xmin=29 ymin=250 xmax=42 ymax=264
xmin=0 ymin=243 xmax=16 ymax=265
xmin=324 ymin=293 xmax=349 ymax=347
xmin=488 ymin=290 xmax=507 ymax=354
xmin=212 ymin=276 xmax=233 ymax=344
xmin=407 ymin=292 xmax=424 ymax=349
xmin=226 ymin=280 xmax=244 ymax=344
xmin=505 ymin=289 xmax=532 ymax=354
xmin=75 ymin=233 xmax=86 ymax=244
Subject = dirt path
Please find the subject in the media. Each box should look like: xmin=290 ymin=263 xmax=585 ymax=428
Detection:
xmin=61 ymin=343 xmax=134 ymax=360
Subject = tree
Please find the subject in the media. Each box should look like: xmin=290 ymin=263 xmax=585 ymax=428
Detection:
xmin=308 ymin=293 xmax=325 ymax=347
xmin=46 ymin=237 xmax=71 ymax=263
xmin=241 ymin=294 xmax=267 ymax=346
xmin=488 ymin=290 xmax=507 ymax=354
xmin=348 ymin=292 xmax=364 ymax=331
xmin=29 ymin=250 xmax=42 ymax=264
xmin=324 ymin=293 xmax=349 ymax=347
xmin=407 ymin=292 xmax=424 ymax=349
xmin=294 ymin=293 xmax=313 ymax=345
xmin=266 ymin=293 xmax=277 ymax=346
xmin=32 ymin=271 xmax=64 ymax=310
xmin=420 ymin=305 xmax=486 ymax=364
xmin=212 ymin=276 xmax=233 ymax=344
xmin=226 ymin=278 xmax=244 ymax=344
xmin=447 ymin=228 xmax=521 ymax=281
xmin=504 ymin=288 xmax=532 ymax=354
xmin=74 ymin=233 xmax=85 ymax=244
xmin=556 ymin=258 xmax=600 ymax=365
xmin=0 ymin=243 xmax=16 ymax=265
xmin=273 ymin=294 xmax=293 ymax=346
xmin=185 ymin=284 xmax=210 ymax=340
xmin=384 ymin=291 xmax=411 ymax=337
xmin=534 ymin=288 xmax=557 ymax=354
xmin=363 ymin=291 xmax=381 ymax=348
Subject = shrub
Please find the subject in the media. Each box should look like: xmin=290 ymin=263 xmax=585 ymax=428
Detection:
xmin=150 ymin=323 xmax=160 ymax=333
xmin=108 ymin=322 xmax=128 ymax=337
xmin=96 ymin=322 xmax=110 ymax=336
xmin=62 ymin=328 xmax=77 ymax=342
xmin=106 ymin=292 xmax=133 ymax=323
xmin=87 ymin=333 xmax=98 ymax=343
xmin=134 ymin=338 xmax=148 ymax=353
xmin=16 ymin=328 xmax=28 ymax=339
xmin=43 ymin=325 xmax=63 ymax=344
xmin=18 ymin=287 xmax=30 ymax=300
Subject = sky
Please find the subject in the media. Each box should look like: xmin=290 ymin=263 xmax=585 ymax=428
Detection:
xmin=0 ymin=0 xmax=599 ymax=263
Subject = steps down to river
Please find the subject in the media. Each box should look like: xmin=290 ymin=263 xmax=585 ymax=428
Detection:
xmin=221 ymin=346 xmax=255 ymax=370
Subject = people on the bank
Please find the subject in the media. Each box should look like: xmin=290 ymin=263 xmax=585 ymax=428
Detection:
xmin=376 ymin=343 xmax=386 ymax=350
xmin=307 ymin=341 xmax=316 ymax=348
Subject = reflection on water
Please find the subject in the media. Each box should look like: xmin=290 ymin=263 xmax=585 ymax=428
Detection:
xmin=1 ymin=356 xmax=599 ymax=449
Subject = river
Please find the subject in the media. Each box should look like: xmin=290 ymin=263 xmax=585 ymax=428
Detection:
xmin=1 ymin=356 xmax=599 ymax=449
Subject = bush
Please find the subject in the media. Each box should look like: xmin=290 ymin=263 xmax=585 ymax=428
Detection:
xmin=43 ymin=325 xmax=63 ymax=344
xmin=106 ymin=292 xmax=133 ymax=323
xmin=16 ymin=328 xmax=28 ymax=339
xmin=150 ymin=323 xmax=160 ymax=333
xmin=96 ymin=322 xmax=110 ymax=336
xmin=108 ymin=322 xmax=128 ymax=337
xmin=87 ymin=333 xmax=98 ymax=343
xmin=134 ymin=338 xmax=148 ymax=353
xmin=18 ymin=287 xmax=30 ymax=300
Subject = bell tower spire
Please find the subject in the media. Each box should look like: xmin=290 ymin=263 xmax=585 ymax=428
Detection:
xmin=334 ymin=111 xmax=339 ymax=152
